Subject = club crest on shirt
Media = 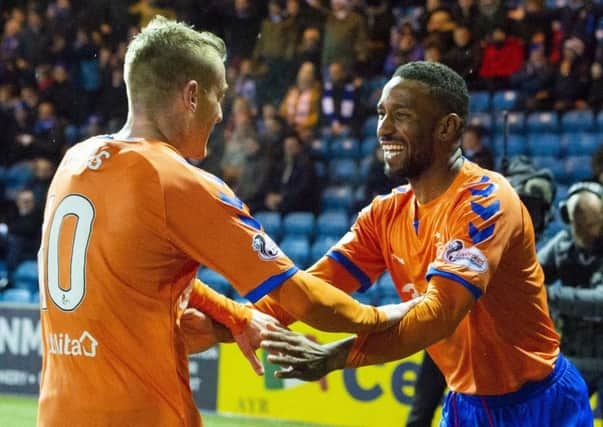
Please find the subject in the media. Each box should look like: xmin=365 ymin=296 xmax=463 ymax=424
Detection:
xmin=442 ymin=239 xmax=488 ymax=272
xmin=252 ymin=233 xmax=281 ymax=261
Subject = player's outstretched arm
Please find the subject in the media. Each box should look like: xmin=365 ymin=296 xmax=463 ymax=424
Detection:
xmin=261 ymin=277 xmax=474 ymax=379
xmin=265 ymin=269 xmax=416 ymax=334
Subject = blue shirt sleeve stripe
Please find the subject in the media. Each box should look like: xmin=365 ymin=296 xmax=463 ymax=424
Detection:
xmin=245 ymin=266 xmax=299 ymax=303
xmin=326 ymin=250 xmax=372 ymax=292
xmin=426 ymin=266 xmax=482 ymax=300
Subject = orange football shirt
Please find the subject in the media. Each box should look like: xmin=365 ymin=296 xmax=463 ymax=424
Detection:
xmin=37 ymin=136 xmax=296 ymax=426
xmin=310 ymin=160 xmax=560 ymax=395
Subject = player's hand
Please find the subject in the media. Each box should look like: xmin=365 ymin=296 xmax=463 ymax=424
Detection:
xmin=260 ymin=323 xmax=338 ymax=382
xmin=181 ymin=308 xmax=233 ymax=354
xmin=378 ymin=296 xmax=424 ymax=329
xmin=234 ymin=309 xmax=282 ymax=376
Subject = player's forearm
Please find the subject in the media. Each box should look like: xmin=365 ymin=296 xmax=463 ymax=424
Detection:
xmin=268 ymin=270 xmax=388 ymax=333
xmin=346 ymin=283 xmax=472 ymax=367
xmin=254 ymin=295 xmax=297 ymax=326
xmin=188 ymin=279 xmax=252 ymax=335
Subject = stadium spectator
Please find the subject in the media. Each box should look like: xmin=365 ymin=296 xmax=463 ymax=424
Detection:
xmin=552 ymin=37 xmax=589 ymax=112
xmin=321 ymin=61 xmax=359 ymax=138
xmin=41 ymin=64 xmax=78 ymax=122
xmin=384 ymin=25 xmax=424 ymax=76
xmin=451 ymin=0 xmax=479 ymax=30
xmin=362 ymin=0 xmax=395 ymax=76
xmin=355 ymin=145 xmax=395 ymax=210
xmin=236 ymin=137 xmax=271 ymax=214
xmin=259 ymin=62 xmax=593 ymax=426
xmin=478 ymin=26 xmax=524 ymax=91
xmin=253 ymin=0 xmax=297 ymax=104
xmin=510 ymin=43 xmax=554 ymax=111
xmin=424 ymin=8 xmax=456 ymax=54
xmin=443 ymin=25 xmax=481 ymax=88
xmin=307 ymin=0 xmax=369 ymax=76
xmin=222 ymin=0 xmax=262 ymax=64
xmin=35 ymin=17 xmax=410 ymax=426
xmin=233 ymin=58 xmax=260 ymax=115
xmin=294 ymin=26 xmax=322 ymax=72
xmin=586 ymin=62 xmax=603 ymax=111
xmin=538 ymin=182 xmax=603 ymax=402
xmin=461 ymin=124 xmax=494 ymax=170
xmin=0 ymin=188 xmax=42 ymax=281
xmin=280 ymin=61 xmax=321 ymax=135
xmin=263 ymin=132 xmax=319 ymax=214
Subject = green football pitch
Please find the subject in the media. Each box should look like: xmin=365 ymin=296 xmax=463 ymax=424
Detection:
xmin=0 ymin=395 xmax=335 ymax=427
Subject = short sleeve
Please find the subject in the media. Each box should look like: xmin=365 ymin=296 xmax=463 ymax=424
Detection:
xmin=426 ymin=179 xmax=521 ymax=299
xmin=324 ymin=203 xmax=387 ymax=292
xmin=164 ymin=166 xmax=296 ymax=303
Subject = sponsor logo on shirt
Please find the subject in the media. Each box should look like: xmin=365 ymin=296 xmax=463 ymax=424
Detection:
xmin=47 ymin=330 xmax=98 ymax=358
xmin=252 ymin=233 xmax=281 ymax=261
xmin=442 ymin=239 xmax=488 ymax=273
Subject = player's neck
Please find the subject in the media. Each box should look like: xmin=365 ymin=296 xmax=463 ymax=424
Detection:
xmin=115 ymin=112 xmax=172 ymax=144
xmin=410 ymin=150 xmax=463 ymax=205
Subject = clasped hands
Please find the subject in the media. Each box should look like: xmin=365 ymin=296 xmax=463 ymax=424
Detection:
xmin=181 ymin=297 xmax=422 ymax=379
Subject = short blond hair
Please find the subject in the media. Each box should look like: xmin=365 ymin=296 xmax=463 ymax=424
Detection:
xmin=124 ymin=15 xmax=226 ymax=112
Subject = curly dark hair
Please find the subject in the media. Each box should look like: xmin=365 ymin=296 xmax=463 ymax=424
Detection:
xmin=393 ymin=61 xmax=470 ymax=121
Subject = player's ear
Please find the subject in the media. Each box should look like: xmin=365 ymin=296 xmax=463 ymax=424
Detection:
xmin=183 ymin=80 xmax=199 ymax=113
xmin=436 ymin=113 xmax=463 ymax=144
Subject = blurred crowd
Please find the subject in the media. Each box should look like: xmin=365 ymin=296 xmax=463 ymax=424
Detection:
xmin=0 ymin=0 xmax=602 ymax=287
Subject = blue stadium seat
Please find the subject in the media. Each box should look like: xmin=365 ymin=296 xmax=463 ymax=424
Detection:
xmin=1 ymin=288 xmax=32 ymax=303
xmin=330 ymin=137 xmax=361 ymax=159
xmin=329 ymin=159 xmax=358 ymax=184
xmin=280 ymin=237 xmax=311 ymax=268
xmin=196 ymin=268 xmax=232 ymax=296
xmin=12 ymin=260 xmax=38 ymax=291
xmin=316 ymin=211 xmax=349 ymax=238
xmin=310 ymin=137 xmax=329 ymax=159
xmin=494 ymin=111 xmax=525 ymax=134
xmin=492 ymin=90 xmax=519 ymax=111
xmin=254 ymin=211 xmax=282 ymax=241
xmin=283 ymin=212 xmax=315 ymax=238
xmin=361 ymin=136 xmax=378 ymax=156
xmin=310 ymin=235 xmax=339 ymax=262
xmin=493 ymin=135 xmax=527 ymax=157
xmin=359 ymin=156 xmax=372 ymax=181
xmin=531 ymin=156 xmax=565 ymax=182
xmin=565 ymin=156 xmax=593 ymax=183
xmin=314 ymin=161 xmax=328 ymax=183
xmin=31 ymin=292 xmax=40 ymax=304
xmin=528 ymin=133 xmax=562 ymax=157
xmin=553 ymin=184 xmax=569 ymax=211
xmin=561 ymin=110 xmax=594 ymax=132
xmin=4 ymin=163 xmax=34 ymax=200
xmin=362 ymin=115 xmax=379 ymax=137
xmin=321 ymin=186 xmax=354 ymax=211
xmin=526 ymin=112 xmax=559 ymax=133
xmin=467 ymin=113 xmax=492 ymax=129
xmin=469 ymin=91 xmax=490 ymax=113
xmin=596 ymin=110 xmax=603 ymax=130
xmin=563 ymin=133 xmax=601 ymax=156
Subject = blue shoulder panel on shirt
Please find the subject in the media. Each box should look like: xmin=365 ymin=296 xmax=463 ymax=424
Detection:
xmin=426 ymin=266 xmax=482 ymax=300
xmin=219 ymin=192 xmax=244 ymax=210
xmin=469 ymin=222 xmax=496 ymax=244
xmin=471 ymin=200 xmax=500 ymax=221
xmin=245 ymin=266 xmax=299 ymax=303
xmin=238 ymin=214 xmax=262 ymax=231
xmin=327 ymin=250 xmax=372 ymax=292
xmin=469 ymin=183 xmax=496 ymax=197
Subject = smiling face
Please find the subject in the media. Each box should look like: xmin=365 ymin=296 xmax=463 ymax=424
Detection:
xmin=377 ymin=77 xmax=442 ymax=182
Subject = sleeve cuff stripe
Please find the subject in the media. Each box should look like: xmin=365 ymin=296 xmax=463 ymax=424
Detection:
xmin=326 ymin=250 xmax=372 ymax=292
xmin=426 ymin=267 xmax=482 ymax=300
xmin=245 ymin=266 xmax=299 ymax=303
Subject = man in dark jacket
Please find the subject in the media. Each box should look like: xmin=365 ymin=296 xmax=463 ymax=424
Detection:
xmin=538 ymin=181 xmax=603 ymax=402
